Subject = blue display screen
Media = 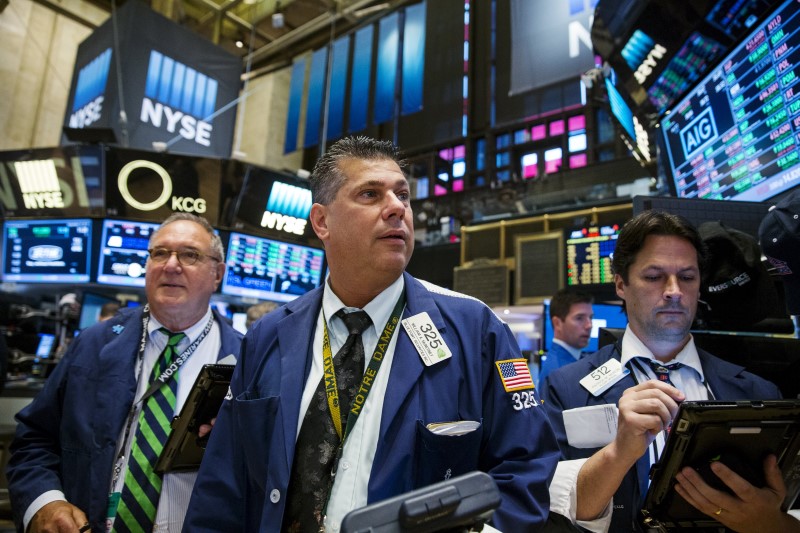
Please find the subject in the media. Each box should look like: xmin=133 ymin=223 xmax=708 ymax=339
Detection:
xmin=96 ymin=219 xmax=160 ymax=287
xmin=221 ymin=231 xmax=325 ymax=303
xmin=660 ymin=0 xmax=800 ymax=202
xmin=1 ymin=218 xmax=93 ymax=283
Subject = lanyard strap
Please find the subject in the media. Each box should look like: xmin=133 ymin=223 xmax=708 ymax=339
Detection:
xmin=140 ymin=312 xmax=214 ymax=403
xmin=322 ymin=293 xmax=406 ymax=442
xmin=111 ymin=307 xmax=214 ymax=487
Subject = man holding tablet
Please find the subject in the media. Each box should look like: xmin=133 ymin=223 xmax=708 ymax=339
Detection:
xmin=542 ymin=210 xmax=799 ymax=532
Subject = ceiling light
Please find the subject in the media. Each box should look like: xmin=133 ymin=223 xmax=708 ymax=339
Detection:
xmin=235 ymin=39 xmax=244 ymax=48
xmin=272 ymin=12 xmax=284 ymax=28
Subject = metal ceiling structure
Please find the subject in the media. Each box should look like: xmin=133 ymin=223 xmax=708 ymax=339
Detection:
xmin=41 ymin=0 xmax=413 ymax=78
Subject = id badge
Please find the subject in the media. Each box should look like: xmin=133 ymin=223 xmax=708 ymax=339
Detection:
xmin=106 ymin=492 xmax=121 ymax=532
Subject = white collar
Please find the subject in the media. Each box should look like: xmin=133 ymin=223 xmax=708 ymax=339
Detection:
xmin=322 ymin=275 xmax=405 ymax=341
xmin=619 ymin=325 xmax=705 ymax=382
xmin=147 ymin=307 xmax=213 ymax=342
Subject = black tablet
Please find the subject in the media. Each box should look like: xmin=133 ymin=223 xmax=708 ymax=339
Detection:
xmin=155 ymin=363 xmax=234 ymax=474
xmin=642 ymin=399 xmax=800 ymax=530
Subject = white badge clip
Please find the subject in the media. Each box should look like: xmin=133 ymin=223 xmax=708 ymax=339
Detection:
xmin=401 ymin=312 xmax=452 ymax=366
xmin=579 ymin=359 xmax=630 ymax=397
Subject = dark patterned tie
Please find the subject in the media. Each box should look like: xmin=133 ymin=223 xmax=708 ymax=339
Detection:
xmin=644 ymin=359 xmax=685 ymax=387
xmin=283 ymin=309 xmax=371 ymax=533
xmin=114 ymin=328 xmax=185 ymax=533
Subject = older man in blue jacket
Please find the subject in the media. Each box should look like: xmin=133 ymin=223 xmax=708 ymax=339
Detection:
xmin=7 ymin=213 xmax=243 ymax=533
xmin=185 ymin=136 xmax=560 ymax=532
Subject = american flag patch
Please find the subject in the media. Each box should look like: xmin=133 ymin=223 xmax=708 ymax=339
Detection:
xmin=496 ymin=359 xmax=534 ymax=392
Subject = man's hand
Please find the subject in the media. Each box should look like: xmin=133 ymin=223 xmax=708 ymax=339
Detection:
xmin=575 ymin=380 xmax=684 ymax=521
xmin=611 ymin=379 xmax=684 ymax=463
xmin=198 ymin=417 xmax=217 ymax=439
xmin=674 ymin=455 xmax=800 ymax=533
xmin=29 ymin=501 xmax=89 ymax=533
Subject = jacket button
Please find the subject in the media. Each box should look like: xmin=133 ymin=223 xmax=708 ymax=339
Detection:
xmin=270 ymin=489 xmax=281 ymax=503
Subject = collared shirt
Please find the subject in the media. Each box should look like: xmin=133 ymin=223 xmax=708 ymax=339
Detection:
xmin=24 ymin=308 xmax=222 ymax=532
xmin=297 ymin=275 xmax=405 ymax=533
xmin=618 ymin=325 xmax=709 ymax=402
xmin=552 ymin=338 xmax=584 ymax=362
xmin=619 ymin=326 xmax=710 ymax=490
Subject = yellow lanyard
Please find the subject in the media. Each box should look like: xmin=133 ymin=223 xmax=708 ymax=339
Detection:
xmin=321 ymin=293 xmax=406 ymax=440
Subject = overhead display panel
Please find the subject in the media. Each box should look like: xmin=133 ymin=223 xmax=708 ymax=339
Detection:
xmin=592 ymin=0 xmax=784 ymax=120
xmin=660 ymin=0 xmax=800 ymax=202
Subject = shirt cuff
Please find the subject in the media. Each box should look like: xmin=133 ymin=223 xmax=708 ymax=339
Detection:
xmin=24 ymin=490 xmax=67 ymax=532
xmin=549 ymin=459 xmax=613 ymax=533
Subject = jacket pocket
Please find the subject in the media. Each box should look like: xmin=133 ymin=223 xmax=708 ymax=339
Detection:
xmin=415 ymin=419 xmax=483 ymax=487
xmin=234 ymin=394 xmax=279 ymax=491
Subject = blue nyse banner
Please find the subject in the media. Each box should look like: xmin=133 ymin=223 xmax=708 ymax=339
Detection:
xmin=285 ymin=58 xmax=306 ymax=153
xmin=71 ymin=48 xmax=112 ymax=114
xmin=374 ymin=12 xmax=399 ymax=124
xmin=349 ymin=25 xmax=374 ymax=133
xmin=304 ymin=47 xmax=328 ymax=148
xmin=401 ymin=1 xmax=426 ymax=115
xmin=64 ymin=1 xmax=240 ymax=157
xmin=327 ymin=36 xmax=350 ymax=141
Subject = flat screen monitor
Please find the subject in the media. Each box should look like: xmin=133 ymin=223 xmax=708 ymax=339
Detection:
xmin=659 ymin=0 xmax=800 ymax=202
xmin=543 ymin=301 xmax=628 ymax=354
xmin=78 ymin=292 xmax=119 ymax=331
xmin=221 ymin=231 xmax=325 ymax=303
xmin=1 ymin=218 xmax=93 ymax=283
xmin=35 ymin=333 xmax=56 ymax=359
xmin=96 ymin=219 xmax=160 ymax=287
xmin=565 ymin=223 xmax=621 ymax=287
xmin=231 ymin=312 xmax=247 ymax=334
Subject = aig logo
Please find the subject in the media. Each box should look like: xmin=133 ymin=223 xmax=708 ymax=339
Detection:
xmin=680 ymin=107 xmax=718 ymax=159
xmin=117 ymin=160 xmax=206 ymax=213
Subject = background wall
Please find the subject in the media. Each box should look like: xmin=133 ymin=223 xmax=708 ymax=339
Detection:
xmin=0 ymin=0 xmax=107 ymax=150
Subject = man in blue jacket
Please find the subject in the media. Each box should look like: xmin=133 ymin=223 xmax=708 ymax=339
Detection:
xmin=538 ymin=289 xmax=594 ymax=384
xmin=185 ymin=136 xmax=561 ymax=532
xmin=7 ymin=213 xmax=244 ymax=533
xmin=542 ymin=210 xmax=798 ymax=532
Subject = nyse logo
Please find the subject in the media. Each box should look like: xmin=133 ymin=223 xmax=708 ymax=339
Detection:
xmin=680 ymin=107 xmax=718 ymax=159
xmin=139 ymin=51 xmax=217 ymax=146
xmin=117 ymin=160 xmax=206 ymax=213
xmin=0 ymin=158 xmax=92 ymax=212
xmin=261 ymin=181 xmax=312 ymax=236
xmin=621 ymin=30 xmax=667 ymax=85
xmin=69 ymin=48 xmax=112 ymax=129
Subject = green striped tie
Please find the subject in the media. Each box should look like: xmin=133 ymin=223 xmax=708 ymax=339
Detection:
xmin=114 ymin=328 xmax=185 ymax=533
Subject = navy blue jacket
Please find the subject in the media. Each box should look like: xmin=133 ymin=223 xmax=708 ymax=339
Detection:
xmin=538 ymin=341 xmax=577 ymax=385
xmin=541 ymin=341 xmax=781 ymax=533
xmin=185 ymin=273 xmax=561 ymax=532
xmin=7 ymin=306 xmax=243 ymax=533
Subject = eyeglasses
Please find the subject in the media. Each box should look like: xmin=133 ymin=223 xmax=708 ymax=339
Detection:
xmin=148 ymin=247 xmax=221 ymax=266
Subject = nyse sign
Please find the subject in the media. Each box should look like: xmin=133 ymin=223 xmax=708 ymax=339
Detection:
xmin=117 ymin=160 xmax=207 ymax=213
xmin=0 ymin=158 xmax=91 ymax=212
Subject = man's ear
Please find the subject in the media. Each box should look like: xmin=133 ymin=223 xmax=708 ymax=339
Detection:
xmin=614 ymin=273 xmax=626 ymax=300
xmin=310 ymin=203 xmax=329 ymax=241
xmin=214 ymin=260 xmax=225 ymax=289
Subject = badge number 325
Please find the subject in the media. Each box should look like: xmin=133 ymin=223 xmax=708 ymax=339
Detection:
xmin=512 ymin=391 xmax=537 ymax=411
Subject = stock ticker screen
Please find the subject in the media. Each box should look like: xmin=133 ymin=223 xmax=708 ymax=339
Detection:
xmin=565 ymin=224 xmax=621 ymax=287
xmin=1 ymin=218 xmax=93 ymax=283
xmin=660 ymin=0 xmax=800 ymax=202
xmin=221 ymin=231 xmax=325 ymax=303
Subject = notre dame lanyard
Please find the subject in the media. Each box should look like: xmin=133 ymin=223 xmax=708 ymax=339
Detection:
xmin=321 ymin=293 xmax=406 ymax=441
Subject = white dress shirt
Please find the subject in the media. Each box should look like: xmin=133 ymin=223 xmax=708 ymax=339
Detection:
xmin=297 ymin=276 xmax=405 ymax=533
